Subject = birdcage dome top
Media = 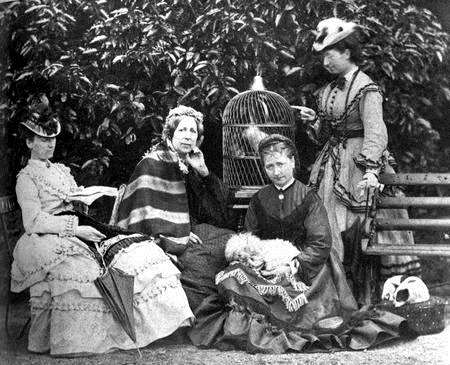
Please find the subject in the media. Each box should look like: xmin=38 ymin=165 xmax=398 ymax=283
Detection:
xmin=223 ymin=89 xmax=294 ymax=126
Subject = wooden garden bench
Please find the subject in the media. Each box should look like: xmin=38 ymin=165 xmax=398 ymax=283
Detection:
xmin=361 ymin=173 xmax=450 ymax=304
xmin=230 ymin=173 xmax=450 ymax=305
xmin=229 ymin=187 xmax=261 ymax=230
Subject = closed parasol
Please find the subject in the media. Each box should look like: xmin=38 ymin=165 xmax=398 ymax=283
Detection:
xmin=57 ymin=210 xmax=144 ymax=351
xmin=94 ymin=265 xmax=136 ymax=342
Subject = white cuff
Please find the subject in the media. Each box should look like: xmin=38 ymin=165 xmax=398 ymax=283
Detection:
xmin=59 ymin=215 xmax=78 ymax=237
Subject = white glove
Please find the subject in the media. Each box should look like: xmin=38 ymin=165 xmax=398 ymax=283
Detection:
xmin=356 ymin=172 xmax=381 ymax=199
xmin=291 ymin=105 xmax=317 ymax=124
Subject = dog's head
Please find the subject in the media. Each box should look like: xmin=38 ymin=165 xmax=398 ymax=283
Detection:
xmin=225 ymin=232 xmax=260 ymax=264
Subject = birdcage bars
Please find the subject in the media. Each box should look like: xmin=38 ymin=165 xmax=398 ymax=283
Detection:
xmin=222 ymin=89 xmax=295 ymax=189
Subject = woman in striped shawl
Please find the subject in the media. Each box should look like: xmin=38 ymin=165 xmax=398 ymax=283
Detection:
xmin=117 ymin=106 xmax=235 ymax=310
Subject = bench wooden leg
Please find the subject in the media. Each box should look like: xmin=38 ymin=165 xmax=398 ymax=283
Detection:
xmin=363 ymin=261 xmax=372 ymax=306
xmin=363 ymin=256 xmax=381 ymax=306
xmin=236 ymin=210 xmax=246 ymax=232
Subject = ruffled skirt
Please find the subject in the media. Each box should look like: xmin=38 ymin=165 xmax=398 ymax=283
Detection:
xmin=11 ymin=233 xmax=194 ymax=356
xmin=189 ymin=252 xmax=413 ymax=353
xmin=309 ymin=137 xmax=421 ymax=279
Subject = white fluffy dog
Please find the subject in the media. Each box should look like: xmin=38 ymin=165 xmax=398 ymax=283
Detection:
xmin=225 ymin=232 xmax=301 ymax=287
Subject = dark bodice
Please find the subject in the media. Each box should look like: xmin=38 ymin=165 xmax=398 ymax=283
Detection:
xmin=185 ymin=169 xmax=236 ymax=230
xmin=245 ymin=180 xmax=332 ymax=284
xmin=251 ymin=187 xmax=314 ymax=248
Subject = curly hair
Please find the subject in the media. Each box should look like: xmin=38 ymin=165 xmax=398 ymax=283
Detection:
xmin=161 ymin=105 xmax=204 ymax=141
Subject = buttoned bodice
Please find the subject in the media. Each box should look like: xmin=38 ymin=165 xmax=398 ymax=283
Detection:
xmin=16 ymin=159 xmax=81 ymax=234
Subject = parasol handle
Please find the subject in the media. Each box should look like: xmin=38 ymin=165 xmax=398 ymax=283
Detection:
xmin=364 ymin=186 xmax=379 ymax=221
xmin=135 ymin=345 xmax=142 ymax=359
xmin=94 ymin=241 xmax=108 ymax=270
xmin=364 ymin=188 xmax=370 ymax=221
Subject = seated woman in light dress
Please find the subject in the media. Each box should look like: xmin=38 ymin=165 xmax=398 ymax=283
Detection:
xmin=11 ymin=110 xmax=193 ymax=356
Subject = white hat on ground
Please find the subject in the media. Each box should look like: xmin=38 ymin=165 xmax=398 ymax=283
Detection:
xmin=382 ymin=275 xmax=430 ymax=307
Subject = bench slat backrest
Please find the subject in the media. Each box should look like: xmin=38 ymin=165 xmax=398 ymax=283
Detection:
xmin=378 ymin=197 xmax=450 ymax=208
xmin=365 ymin=172 xmax=450 ymax=256
xmin=375 ymin=218 xmax=450 ymax=231
xmin=379 ymin=173 xmax=450 ymax=186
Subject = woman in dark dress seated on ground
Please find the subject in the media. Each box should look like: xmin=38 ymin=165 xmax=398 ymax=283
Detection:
xmin=117 ymin=105 xmax=236 ymax=311
xmin=189 ymin=134 xmax=411 ymax=353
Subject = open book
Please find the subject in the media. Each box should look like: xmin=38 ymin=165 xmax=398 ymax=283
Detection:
xmin=68 ymin=186 xmax=118 ymax=206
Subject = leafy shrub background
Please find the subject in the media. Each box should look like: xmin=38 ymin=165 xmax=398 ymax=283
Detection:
xmin=0 ymin=0 xmax=449 ymax=289
xmin=1 ymin=0 xmax=449 ymax=187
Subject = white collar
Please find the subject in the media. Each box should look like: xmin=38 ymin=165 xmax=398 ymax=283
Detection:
xmin=343 ymin=66 xmax=359 ymax=82
xmin=274 ymin=178 xmax=295 ymax=191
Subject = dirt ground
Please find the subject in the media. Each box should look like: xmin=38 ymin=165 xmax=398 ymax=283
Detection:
xmin=1 ymin=300 xmax=449 ymax=365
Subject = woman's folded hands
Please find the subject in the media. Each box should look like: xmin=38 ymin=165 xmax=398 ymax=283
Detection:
xmin=75 ymin=225 xmax=106 ymax=242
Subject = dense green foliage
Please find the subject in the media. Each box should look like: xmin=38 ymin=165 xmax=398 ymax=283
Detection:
xmin=1 ymin=0 xmax=449 ymax=186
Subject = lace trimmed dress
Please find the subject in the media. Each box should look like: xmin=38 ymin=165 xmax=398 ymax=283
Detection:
xmin=307 ymin=68 xmax=421 ymax=280
xmin=11 ymin=159 xmax=193 ymax=356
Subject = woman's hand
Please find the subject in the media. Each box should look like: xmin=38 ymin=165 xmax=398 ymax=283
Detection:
xmin=189 ymin=231 xmax=203 ymax=245
xmin=291 ymin=105 xmax=317 ymax=124
xmin=186 ymin=147 xmax=209 ymax=177
xmin=260 ymin=264 xmax=291 ymax=279
xmin=75 ymin=225 xmax=106 ymax=242
xmin=356 ymin=172 xmax=381 ymax=199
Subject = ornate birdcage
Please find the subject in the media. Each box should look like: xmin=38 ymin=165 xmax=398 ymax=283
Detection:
xmin=222 ymin=77 xmax=295 ymax=188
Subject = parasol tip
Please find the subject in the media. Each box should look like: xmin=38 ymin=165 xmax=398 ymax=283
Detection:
xmin=251 ymin=76 xmax=265 ymax=91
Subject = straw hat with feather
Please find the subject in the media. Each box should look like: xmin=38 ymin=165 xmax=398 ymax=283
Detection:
xmin=20 ymin=95 xmax=61 ymax=138
xmin=312 ymin=17 xmax=359 ymax=52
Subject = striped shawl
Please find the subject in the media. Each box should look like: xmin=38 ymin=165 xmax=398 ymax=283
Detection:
xmin=117 ymin=147 xmax=190 ymax=253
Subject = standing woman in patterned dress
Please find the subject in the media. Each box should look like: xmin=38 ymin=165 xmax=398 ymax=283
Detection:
xmin=293 ymin=18 xmax=421 ymax=284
